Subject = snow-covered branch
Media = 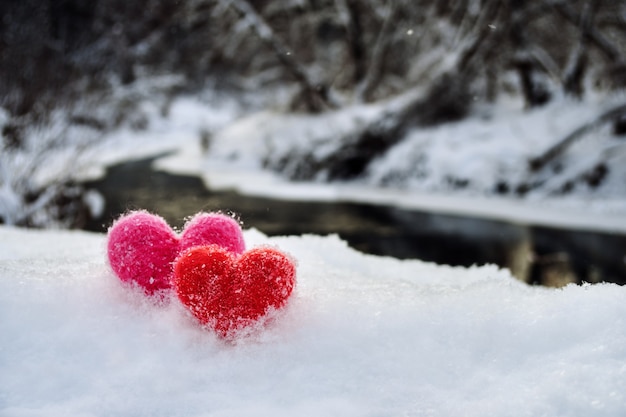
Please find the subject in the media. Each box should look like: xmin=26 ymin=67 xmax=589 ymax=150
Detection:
xmin=228 ymin=0 xmax=340 ymax=112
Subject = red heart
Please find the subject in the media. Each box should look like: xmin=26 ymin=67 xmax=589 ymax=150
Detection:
xmin=107 ymin=211 xmax=245 ymax=294
xmin=173 ymin=245 xmax=296 ymax=337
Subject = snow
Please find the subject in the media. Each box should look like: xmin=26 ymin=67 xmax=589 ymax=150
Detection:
xmin=200 ymin=92 xmax=626 ymax=199
xmin=152 ymin=91 xmax=626 ymax=225
xmin=177 ymin=168 xmax=626 ymax=234
xmin=45 ymin=89 xmax=617 ymax=237
xmin=2 ymin=226 xmax=626 ymax=416
xmin=3 ymin=82 xmax=626 ymax=230
xmin=78 ymin=95 xmax=243 ymax=181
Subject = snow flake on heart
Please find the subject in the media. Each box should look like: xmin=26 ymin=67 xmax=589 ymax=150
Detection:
xmin=106 ymin=210 xmax=296 ymax=339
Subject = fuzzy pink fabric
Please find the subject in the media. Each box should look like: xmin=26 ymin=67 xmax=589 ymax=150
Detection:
xmin=107 ymin=211 xmax=245 ymax=294
xmin=180 ymin=212 xmax=245 ymax=254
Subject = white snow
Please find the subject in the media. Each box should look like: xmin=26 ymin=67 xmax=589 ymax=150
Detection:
xmin=3 ymin=84 xmax=626 ymax=229
xmin=1 ymin=226 xmax=626 ymax=416
xmin=71 ymin=91 xmax=622 ymax=236
xmin=199 ymin=176 xmax=626 ymax=234
xmin=186 ymin=92 xmax=622 ymax=194
xmin=153 ymin=91 xmax=626 ymax=226
xmin=78 ymin=94 xmax=244 ymax=181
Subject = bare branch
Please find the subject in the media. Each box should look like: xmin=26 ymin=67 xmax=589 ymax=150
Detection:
xmin=228 ymin=0 xmax=339 ymax=112
xmin=529 ymin=103 xmax=626 ymax=171
xmin=355 ymin=0 xmax=396 ymax=102
xmin=529 ymin=45 xmax=562 ymax=82
xmin=334 ymin=0 xmax=367 ymax=86
xmin=455 ymin=0 xmax=503 ymax=73
xmin=562 ymin=0 xmax=600 ymax=97
xmin=554 ymin=2 xmax=622 ymax=63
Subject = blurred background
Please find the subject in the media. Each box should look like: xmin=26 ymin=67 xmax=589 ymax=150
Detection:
xmin=2 ymin=0 xmax=626 ymax=286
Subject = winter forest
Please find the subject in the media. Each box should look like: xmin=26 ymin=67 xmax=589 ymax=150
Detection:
xmin=2 ymin=1 xmax=626 ymax=415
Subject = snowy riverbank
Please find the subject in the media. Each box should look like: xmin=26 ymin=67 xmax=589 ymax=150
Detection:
xmin=3 ymin=90 xmax=626 ymax=230
xmin=1 ymin=226 xmax=625 ymax=416
xmin=120 ymin=93 xmax=626 ymax=227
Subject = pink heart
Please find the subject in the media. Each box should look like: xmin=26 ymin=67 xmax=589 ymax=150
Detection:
xmin=107 ymin=211 xmax=245 ymax=294
xmin=173 ymin=245 xmax=296 ymax=337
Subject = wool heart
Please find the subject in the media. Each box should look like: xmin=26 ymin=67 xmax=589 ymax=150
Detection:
xmin=173 ymin=245 xmax=296 ymax=337
xmin=107 ymin=211 xmax=245 ymax=294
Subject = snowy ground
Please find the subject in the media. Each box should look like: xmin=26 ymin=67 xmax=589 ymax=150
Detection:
xmin=1 ymin=225 xmax=626 ymax=416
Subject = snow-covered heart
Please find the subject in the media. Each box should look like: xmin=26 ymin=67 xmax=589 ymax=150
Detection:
xmin=107 ymin=211 xmax=245 ymax=294
xmin=173 ymin=245 xmax=296 ymax=337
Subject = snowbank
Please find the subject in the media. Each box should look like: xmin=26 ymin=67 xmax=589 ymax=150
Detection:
xmin=6 ymin=88 xmax=626 ymax=229
xmin=152 ymin=93 xmax=626 ymax=222
xmin=1 ymin=226 xmax=625 ymax=416
xmin=188 ymin=93 xmax=626 ymax=200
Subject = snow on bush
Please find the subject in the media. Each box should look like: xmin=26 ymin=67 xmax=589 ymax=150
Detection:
xmin=1 ymin=226 xmax=625 ymax=416
xmin=0 ymin=85 xmax=243 ymax=228
xmin=367 ymin=96 xmax=626 ymax=197
xmin=203 ymin=104 xmax=384 ymax=178
xmin=0 ymin=110 xmax=102 ymax=227
xmin=202 ymin=93 xmax=626 ymax=200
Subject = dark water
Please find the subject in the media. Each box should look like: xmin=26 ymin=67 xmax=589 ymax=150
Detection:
xmin=83 ymin=155 xmax=626 ymax=287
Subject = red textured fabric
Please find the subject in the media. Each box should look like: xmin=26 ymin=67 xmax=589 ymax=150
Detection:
xmin=173 ymin=245 xmax=296 ymax=337
xmin=107 ymin=211 xmax=245 ymax=294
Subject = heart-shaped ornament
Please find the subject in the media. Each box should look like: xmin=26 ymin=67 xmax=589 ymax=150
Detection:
xmin=107 ymin=211 xmax=245 ymax=294
xmin=173 ymin=245 xmax=296 ymax=337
